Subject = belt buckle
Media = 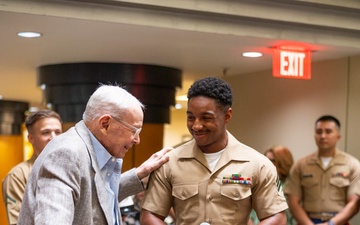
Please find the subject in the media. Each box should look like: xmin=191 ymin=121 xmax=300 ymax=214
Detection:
xmin=320 ymin=212 xmax=333 ymax=221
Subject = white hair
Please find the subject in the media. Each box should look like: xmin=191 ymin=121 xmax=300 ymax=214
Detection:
xmin=83 ymin=84 xmax=144 ymax=122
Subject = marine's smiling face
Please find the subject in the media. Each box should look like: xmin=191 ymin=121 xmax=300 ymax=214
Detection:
xmin=187 ymin=96 xmax=231 ymax=153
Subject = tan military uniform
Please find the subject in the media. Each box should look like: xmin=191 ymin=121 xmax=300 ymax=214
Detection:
xmin=284 ymin=149 xmax=360 ymax=214
xmin=2 ymin=155 xmax=35 ymax=225
xmin=143 ymin=132 xmax=288 ymax=225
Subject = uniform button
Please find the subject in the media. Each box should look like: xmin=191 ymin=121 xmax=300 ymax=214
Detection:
xmin=107 ymin=173 xmax=111 ymax=176
xmin=111 ymin=157 xmax=115 ymax=162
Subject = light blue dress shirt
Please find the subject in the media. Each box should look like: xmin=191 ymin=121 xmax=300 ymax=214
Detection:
xmin=89 ymin=130 xmax=123 ymax=225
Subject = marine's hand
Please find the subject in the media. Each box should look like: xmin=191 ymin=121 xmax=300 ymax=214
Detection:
xmin=136 ymin=147 xmax=173 ymax=179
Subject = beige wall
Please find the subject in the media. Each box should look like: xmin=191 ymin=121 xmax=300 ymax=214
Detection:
xmin=164 ymin=108 xmax=189 ymax=147
xmin=347 ymin=55 xmax=360 ymax=223
xmin=347 ymin=55 xmax=360 ymax=160
xmin=225 ymin=57 xmax=350 ymax=160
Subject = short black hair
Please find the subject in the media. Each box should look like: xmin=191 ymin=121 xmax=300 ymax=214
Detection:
xmin=187 ymin=76 xmax=232 ymax=110
xmin=316 ymin=115 xmax=340 ymax=129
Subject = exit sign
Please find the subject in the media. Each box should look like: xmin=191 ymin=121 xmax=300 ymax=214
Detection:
xmin=272 ymin=47 xmax=311 ymax=79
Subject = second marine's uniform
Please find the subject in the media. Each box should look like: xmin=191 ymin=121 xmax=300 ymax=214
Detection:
xmin=2 ymin=155 xmax=35 ymax=225
xmin=284 ymin=149 xmax=360 ymax=221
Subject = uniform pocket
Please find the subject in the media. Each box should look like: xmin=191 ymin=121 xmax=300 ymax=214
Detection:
xmin=221 ymin=184 xmax=251 ymax=200
xmin=301 ymin=178 xmax=319 ymax=202
xmin=220 ymin=185 xmax=252 ymax=223
xmin=301 ymin=178 xmax=318 ymax=188
xmin=329 ymin=177 xmax=349 ymax=200
xmin=330 ymin=177 xmax=350 ymax=188
xmin=173 ymin=184 xmax=198 ymax=200
xmin=172 ymin=184 xmax=199 ymax=222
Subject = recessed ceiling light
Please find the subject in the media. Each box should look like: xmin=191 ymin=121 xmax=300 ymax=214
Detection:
xmin=176 ymin=95 xmax=188 ymax=101
xmin=174 ymin=103 xmax=182 ymax=109
xmin=29 ymin=107 xmax=39 ymax=112
xmin=242 ymin=52 xmax=263 ymax=58
xmin=17 ymin=31 xmax=42 ymax=38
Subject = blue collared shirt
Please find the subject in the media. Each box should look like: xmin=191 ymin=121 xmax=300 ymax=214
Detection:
xmin=89 ymin=130 xmax=122 ymax=225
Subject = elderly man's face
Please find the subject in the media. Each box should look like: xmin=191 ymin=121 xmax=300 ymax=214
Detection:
xmin=100 ymin=106 xmax=144 ymax=158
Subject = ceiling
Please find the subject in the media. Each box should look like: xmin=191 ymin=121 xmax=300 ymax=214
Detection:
xmin=1 ymin=0 xmax=360 ymax=109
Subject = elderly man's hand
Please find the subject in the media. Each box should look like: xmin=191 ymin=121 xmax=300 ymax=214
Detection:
xmin=136 ymin=147 xmax=173 ymax=180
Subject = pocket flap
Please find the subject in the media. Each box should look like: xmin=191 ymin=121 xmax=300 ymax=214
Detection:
xmin=221 ymin=185 xmax=251 ymax=201
xmin=330 ymin=177 xmax=350 ymax=188
xmin=172 ymin=184 xmax=198 ymax=200
xmin=300 ymin=178 xmax=318 ymax=188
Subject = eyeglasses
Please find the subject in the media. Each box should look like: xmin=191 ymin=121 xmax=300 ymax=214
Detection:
xmin=111 ymin=115 xmax=142 ymax=137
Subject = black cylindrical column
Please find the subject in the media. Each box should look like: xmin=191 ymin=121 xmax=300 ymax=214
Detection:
xmin=37 ymin=63 xmax=182 ymax=123
xmin=0 ymin=100 xmax=29 ymax=135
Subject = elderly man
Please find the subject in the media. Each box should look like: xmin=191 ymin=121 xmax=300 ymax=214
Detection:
xmin=17 ymin=84 xmax=172 ymax=225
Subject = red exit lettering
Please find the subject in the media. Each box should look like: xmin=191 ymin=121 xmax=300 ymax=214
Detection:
xmin=273 ymin=47 xmax=311 ymax=80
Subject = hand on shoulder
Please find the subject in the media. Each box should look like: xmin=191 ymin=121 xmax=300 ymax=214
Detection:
xmin=136 ymin=147 xmax=173 ymax=179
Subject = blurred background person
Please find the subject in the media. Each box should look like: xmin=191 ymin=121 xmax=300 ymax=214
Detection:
xmin=285 ymin=115 xmax=360 ymax=225
xmin=248 ymin=145 xmax=296 ymax=225
xmin=2 ymin=110 xmax=62 ymax=225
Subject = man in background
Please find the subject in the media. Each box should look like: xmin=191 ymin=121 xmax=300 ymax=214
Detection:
xmin=2 ymin=110 xmax=63 ymax=225
xmin=285 ymin=115 xmax=360 ymax=225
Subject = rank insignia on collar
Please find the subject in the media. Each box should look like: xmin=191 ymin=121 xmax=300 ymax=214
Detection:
xmin=222 ymin=174 xmax=251 ymax=185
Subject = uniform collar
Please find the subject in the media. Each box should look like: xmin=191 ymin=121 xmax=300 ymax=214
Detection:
xmin=29 ymin=153 xmax=37 ymax=163
xmin=307 ymin=149 xmax=346 ymax=165
xmin=178 ymin=131 xmax=249 ymax=160
xmin=177 ymin=131 xmax=250 ymax=172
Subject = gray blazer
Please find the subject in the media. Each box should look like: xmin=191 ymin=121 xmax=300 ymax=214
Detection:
xmin=18 ymin=121 xmax=144 ymax=225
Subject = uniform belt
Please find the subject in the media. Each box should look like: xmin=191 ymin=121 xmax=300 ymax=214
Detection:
xmin=307 ymin=212 xmax=337 ymax=221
